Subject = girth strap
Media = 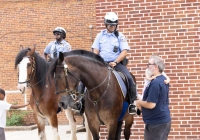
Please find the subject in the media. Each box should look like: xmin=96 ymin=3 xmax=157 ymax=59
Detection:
xmin=87 ymin=69 xmax=111 ymax=125
xmin=95 ymin=102 xmax=104 ymax=125
xmin=35 ymin=101 xmax=44 ymax=116
xmin=32 ymin=88 xmax=46 ymax=116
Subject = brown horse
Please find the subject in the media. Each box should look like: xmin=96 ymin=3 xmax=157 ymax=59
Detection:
xmin=15 ymin=47 xmax=92 ymax=140
xmin=49 ymin=50 xmax=135 ymax=140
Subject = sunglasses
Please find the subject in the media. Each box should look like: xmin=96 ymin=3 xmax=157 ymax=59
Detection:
xmin=54 ymin=32 xmax=61 ymax=36
xmin=108 ymin=23 xmax=117 ymax=27
xmin=147 ymin=63 xmax=156 ymax=67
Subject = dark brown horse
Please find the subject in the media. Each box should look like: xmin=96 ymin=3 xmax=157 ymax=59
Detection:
xmin=49 ymin=50 xmax=135 ymax=140
xmin=15 ymin=47 xmax=92 ymax=140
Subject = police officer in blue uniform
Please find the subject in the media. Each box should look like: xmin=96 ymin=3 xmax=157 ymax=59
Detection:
xmin=44 ymin=27 xmax=71 ymax=114
xmin=92 ymin=12 xmax=137 ymax=115
xmin=44 ymin=27 xmax=71 ymax=61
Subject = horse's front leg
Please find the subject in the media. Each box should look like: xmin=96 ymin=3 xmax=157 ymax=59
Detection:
xmin=65 ymin=109 xmax=77 ymax=140
xmin=48 ymin=114 xmax=60 ymax=140
xmin=106 ymin=120 xmax=118 ymax=140
xmin=83 ymin=113 xmax=93 ymax=140
xmin=34 ymin=113 xmax=47 ymax=140
xmin=85 ymin=112 xmax=101 ymax=140
xmin=114 ymin=121 xmax=123 ymax=140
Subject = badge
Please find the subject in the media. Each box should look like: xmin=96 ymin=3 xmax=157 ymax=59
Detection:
xmin=100 ymin=39 xmax=106 ymax=43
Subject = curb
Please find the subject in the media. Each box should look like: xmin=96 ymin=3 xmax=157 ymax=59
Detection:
xmin=66 ymin=125 xmax=86 ymax=134
xmin=5 ymin=124 xmax=37 ymax=131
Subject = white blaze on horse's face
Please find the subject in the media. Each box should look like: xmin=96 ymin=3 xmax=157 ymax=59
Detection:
xmin=17 ymin=57 xmax=30 ymax=93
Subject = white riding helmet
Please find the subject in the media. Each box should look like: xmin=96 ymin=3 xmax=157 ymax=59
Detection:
xmin=104 ymin=12 xmax=118 ymax=25
xmin=53 ymin=27 xmax=66 ymax=39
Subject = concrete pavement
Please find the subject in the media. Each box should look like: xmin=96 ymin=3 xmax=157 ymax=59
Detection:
xmin=5 ymin=125 xmax=86 ymax=140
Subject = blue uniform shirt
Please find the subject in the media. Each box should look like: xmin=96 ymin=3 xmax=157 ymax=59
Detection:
xmin=91 ymin=30 xmax=130 ymax=62
xmin=142 ymin=75 xmax=171 ymax=125
xmin=44 ymin=40 xmax=71 ymax=58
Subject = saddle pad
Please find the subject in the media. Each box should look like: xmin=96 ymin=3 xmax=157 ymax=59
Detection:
xmin=118 ymin=102 xmax=129 ymax=121
xmin=112 ymin=70 xmax=127 ymax=98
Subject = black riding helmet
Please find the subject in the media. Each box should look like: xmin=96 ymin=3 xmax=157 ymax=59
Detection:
xmin=53 ymin=27 xmax=66 ymax=39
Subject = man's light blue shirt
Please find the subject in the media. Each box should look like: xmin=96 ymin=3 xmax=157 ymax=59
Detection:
xmin=91 ymin=30 xmax=129 ymax=62
xmin=44 ymin=40 xmax=71 ymax=58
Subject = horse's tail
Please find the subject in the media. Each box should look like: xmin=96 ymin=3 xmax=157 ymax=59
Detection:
xmin=130 ymin=72 xmax=137 ymax=85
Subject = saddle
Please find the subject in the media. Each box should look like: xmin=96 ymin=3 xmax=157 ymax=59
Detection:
xmin=112 ymin=69 xmax=133 ymax=121
xmin=77 ymin=69 xmax=130 ymax=98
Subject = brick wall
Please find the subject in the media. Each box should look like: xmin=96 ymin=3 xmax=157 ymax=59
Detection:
xmin=95 ymin=0 xmax=200 ymax=140
xmin=0 ymin=0 xmax=96 ymax=125
xmin=1 ymin=0 xmax=200 ymax=139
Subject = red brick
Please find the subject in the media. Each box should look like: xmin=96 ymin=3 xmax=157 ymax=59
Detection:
xmin=0 ymin=0 xmax=97 ymax=125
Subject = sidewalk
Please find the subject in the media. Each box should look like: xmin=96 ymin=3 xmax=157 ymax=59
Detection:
xmin=5 ymin=125 xmax=86 ymax=140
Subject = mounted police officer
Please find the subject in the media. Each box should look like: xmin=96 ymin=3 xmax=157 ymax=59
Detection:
xmin=44 ymin=27 xmax=71 ymax=61
xmin=91 ymin=12 xmax=137 ymax=115
xmin=44 ymin=27 xmax=71 ymax=114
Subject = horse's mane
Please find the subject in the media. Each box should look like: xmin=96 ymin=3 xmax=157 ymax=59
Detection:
xmin=48 ymin=50 xmax=106 ymax=80
xmin=15 ymin=48 xmax=49 ymax=88
xmin=48 ymin=58 xmax=58 ymax=80
xmin=63 ymin=50 xmax=106 ymax=66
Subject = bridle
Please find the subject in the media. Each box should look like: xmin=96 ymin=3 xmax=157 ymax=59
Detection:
xmin=17 ymin=55 xmax=47 ymax=116
xmin=55 ymin=64 xmax=80 ymax=101
xmin=18 ymin=56 xmax=46 ymax=88
xmin=54 ymin=63 xmax=111 ymax=124
xmin=18 ymin=56 xmax=35 ymax=86
xmin=54 ymin=63 xmax=111 ymax=104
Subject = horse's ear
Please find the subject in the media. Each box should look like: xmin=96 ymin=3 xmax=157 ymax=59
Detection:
xmin=28 ymin=46 xmax=35 ymax=56
xmin=58 ymin=52 xmax=64 ymax=64
xmin=19 ymin=45 xmax=24 ymax=50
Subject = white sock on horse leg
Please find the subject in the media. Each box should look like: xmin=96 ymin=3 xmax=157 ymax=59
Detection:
xmin=52 ymin=127 xmax=60 ymax=140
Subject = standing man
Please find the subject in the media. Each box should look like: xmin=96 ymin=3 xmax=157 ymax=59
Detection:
xmin=91 ymin=12 xmax=137 ymax=115
xmin=136 ymin=55 xmax=171 ymax=140
xmin=44 ymin=27 xmax=71 ymax=61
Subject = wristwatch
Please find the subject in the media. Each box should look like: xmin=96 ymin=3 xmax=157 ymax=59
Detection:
xmin=114 ymin=61 xmax=118 ymax=64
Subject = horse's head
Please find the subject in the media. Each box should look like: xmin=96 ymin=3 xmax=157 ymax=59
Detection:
xmin=49 ymin=52 xmax=80 ymax=109
xmin=15 ymin=46 xmax=36 ymax=94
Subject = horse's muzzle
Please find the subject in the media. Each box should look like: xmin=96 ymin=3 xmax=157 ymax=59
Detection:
xmin=59 ymin=102 xmax=68 ymax=109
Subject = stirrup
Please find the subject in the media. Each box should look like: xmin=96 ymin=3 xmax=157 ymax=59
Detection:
xmin=128 ymin=104 xmax=137 ymax=115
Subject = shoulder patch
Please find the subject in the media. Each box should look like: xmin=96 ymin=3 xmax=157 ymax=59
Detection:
xmin=120 ymin=35 xmax=127 ymax=42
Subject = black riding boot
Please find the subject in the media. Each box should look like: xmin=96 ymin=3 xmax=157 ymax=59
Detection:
xmin=128 ymin=85 xmax=137 ymax=115
xmin=128 ymin=85 xmax=141 ymax=115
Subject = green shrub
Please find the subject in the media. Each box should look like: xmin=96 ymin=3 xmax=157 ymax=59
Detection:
xmin=6 ymin=110 xmax=28 ymax=126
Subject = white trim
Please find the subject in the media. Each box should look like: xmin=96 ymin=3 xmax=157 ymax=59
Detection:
xmin=5 ymin=90 xmax=21 ymax=94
